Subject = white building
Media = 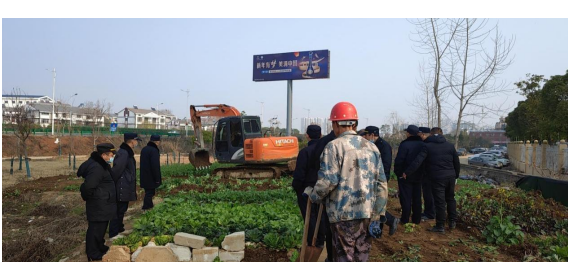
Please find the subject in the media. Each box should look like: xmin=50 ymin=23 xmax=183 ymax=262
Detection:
xmin=2 ymin=103 xmax=106 ymax=128
xmin=115 ymin=106 xmax=176 ymax=130
xmin=2 ymin=94 xmax=54 ymax=108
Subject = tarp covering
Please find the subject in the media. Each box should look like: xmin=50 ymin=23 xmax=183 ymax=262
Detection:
xmin=516 ymin=176 xmax=568 ymax=206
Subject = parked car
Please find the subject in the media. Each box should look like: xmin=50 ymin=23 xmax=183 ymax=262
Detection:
xmin=468 ymin=156 xmax=503 ymax=168
xmin=457 ymin=148 xmax=467 ymax=156
xmin=470 ymin=147 xmax=487 ymax=154
xmin=480 ymin=152 xmax=510 ymax=166
xmin=484 ymin=150 xmax=507 ymax=158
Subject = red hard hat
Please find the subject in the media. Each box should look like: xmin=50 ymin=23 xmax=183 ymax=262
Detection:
xmin=330 ymin=102 xmax=358 ymax=121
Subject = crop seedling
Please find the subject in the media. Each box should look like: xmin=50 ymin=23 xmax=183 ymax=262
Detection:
xmin=482 ymin=208 xmax=525 ymax=245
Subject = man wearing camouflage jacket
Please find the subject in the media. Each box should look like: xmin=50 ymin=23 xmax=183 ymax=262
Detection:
xmin=304 ymin=102 xmax=388 ymax=262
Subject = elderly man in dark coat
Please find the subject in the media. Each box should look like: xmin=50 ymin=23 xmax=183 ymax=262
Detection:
xmin=109 ymin=133 xmax=141 ymax=239
xmin=77 ymin=143 xmax=117 ymax=261
xmin=140 ymin=135 xmax=162 ymax=210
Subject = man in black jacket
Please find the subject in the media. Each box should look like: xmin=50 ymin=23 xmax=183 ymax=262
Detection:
xmin=394 ymin=125 xmax=425 ymax=225
xmin=404 ymin=127 xmax=460 ymax=232
xmin=363 ymin=126 xmax=400 ymax=235
xmin=109 ymin=133 xmax=141 ymax=239
xmin=418 ymin=127 xmax=435 ymax=221
xmin=292 ymin=125 xmax=325 ymax=248
xmin=77 ymin=143 xmax=117 ymax=261
xmin=140 ymin=135 xmax=162 ymax=210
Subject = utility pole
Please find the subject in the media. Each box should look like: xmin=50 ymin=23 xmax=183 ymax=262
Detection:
xmin=256 ymin=100 xmax=264 ymax=127
xmin=157 ymin=102 xmax=163 ymax=129
xmin=47 ymin=68 xmax=56 ymax=135
xmin=181 ymin=89 xmax=190 ymax=136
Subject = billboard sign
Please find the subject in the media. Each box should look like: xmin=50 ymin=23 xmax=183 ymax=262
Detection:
xmin=110 ymin=123 xmax=118 ymax=132
xmin=253 ymin=50 xmax=330 ymax=81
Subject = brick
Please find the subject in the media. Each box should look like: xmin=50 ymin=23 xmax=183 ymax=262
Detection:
xmin=192 ymin=247 xmax=219 ymax=262
xmin=221 ymin=231 xmax=245 ymax=252
xmin=134 ymin=246 xmax=178 ymax=262
xmin=174 ymin=232 xmax=206 ymax=249
xmin=102 ymin=246 xmax=130 ymax=262
xmin=166 ymin=243 xmax=192 ymax=262
xmin=219 ymin=250 xmax=244 ymax=262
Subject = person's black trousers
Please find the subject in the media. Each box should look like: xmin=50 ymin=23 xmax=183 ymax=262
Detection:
xmin=431 ymin=177 xmax=458 ymax=226
xmin=398 ymin=178 xmax=422 ymax=224
xmin=86 ymin=221 xmax=110 ymax=259
xmin=142 ymin=188 xmax=156 ymax=210
xmin=295 ymin=189 xmax=326 ymax=247
xmin=109 ymin=201 xmax=129 ymax=238
xmin=421 ymin=178 xmax=436 ymax=219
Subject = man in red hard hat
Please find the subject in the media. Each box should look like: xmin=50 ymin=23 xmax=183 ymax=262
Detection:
xmin=304 ymin=102 xmax=388 ymax=262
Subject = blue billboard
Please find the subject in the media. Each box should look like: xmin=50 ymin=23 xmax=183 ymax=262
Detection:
xmin=253 ymin=50 xmax=330 ymax=81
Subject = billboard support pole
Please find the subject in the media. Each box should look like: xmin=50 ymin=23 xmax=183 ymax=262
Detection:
xmin=286 ymin=80 xmax=293 ymax=136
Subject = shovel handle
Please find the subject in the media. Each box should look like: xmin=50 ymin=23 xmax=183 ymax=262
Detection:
xmin=299 ymin=198 xmax=312 ymax=262
xmin=312 ymin=204 xmax=324 ymax=246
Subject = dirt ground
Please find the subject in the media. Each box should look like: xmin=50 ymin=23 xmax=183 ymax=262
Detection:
xmin=2 ymin=171 xmax=528 ymax=262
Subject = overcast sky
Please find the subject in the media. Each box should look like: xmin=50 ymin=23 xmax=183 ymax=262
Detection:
xmin=2 ymin=18 xmax=568 ymax=130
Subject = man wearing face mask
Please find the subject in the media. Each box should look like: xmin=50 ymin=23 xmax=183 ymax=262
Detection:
xmin=77 ymin=143 xmax=117 ymax=261
xmin=362 ymin=126 xmax=400 ymax=235
xmin=109 ymin=133 xmax=141 ymax=239
xmin=140 ymin=135 xmax=162 ymax=210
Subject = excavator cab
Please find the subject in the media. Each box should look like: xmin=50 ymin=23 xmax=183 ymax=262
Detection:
xmin=214 ymin=116 xmax=262 ymax=163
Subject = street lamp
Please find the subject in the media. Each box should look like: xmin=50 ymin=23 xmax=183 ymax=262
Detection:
xmin=69 ymin=93 xmax=78 ymax=128
xmin=256 ymin=100 xmax=264 ymax=127
xmin=46 ymin=68 xmax=56 ymax=135
xmin=303 ymin=108 xmax=310 ymax=119
xmin=181 ymin=89 xmax=190 ymax=136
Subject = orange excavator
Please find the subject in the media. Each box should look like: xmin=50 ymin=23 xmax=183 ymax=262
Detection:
xmin=189 ymin=104 xmax=298 ymax=179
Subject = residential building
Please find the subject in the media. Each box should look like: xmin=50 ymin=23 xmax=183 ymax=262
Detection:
xmin=2 ymin=94 xmax=54 ymax=108
xmin=495 ymin=117 xmax=507 ymax=130
xmin=115 ymin=106 xmax=176 ymax=130
xmin=2 ymin=103 xmax=106 ymax=128
xmin=300 ymin=117 xmax=330 ymax=135
xmin=469 ymin=130 xmax=510 ymax=145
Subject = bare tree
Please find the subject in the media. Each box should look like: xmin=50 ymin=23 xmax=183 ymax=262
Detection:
xmin=409 ymin=61 xmax=439 ymax=127
xmin=444 ymin=19 xmax=515 ymax=148
xmin=83 ymin=100 xmax=112 ymax=150
xmin=410 ymin=18 xmax=461 ymax=127
xmin=2 ymin=88 xmax=34 ymax=177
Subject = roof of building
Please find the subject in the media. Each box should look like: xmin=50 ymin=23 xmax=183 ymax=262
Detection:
xmin=2 ymin=94 xmax=51 ymax=99
xmin=117 ymin=107 xmax=175 ymax=117
xmin=29 ymin=103 xmax=98 ymax=115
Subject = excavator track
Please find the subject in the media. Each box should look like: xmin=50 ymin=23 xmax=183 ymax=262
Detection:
xmin=212 ymin=164 xmax=291 ymax=179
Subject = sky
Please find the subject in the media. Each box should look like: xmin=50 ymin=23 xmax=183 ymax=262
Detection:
xmin=2 ymin=18 xmax=568 ymax=131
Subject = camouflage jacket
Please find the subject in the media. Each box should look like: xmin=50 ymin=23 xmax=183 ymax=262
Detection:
xmin=305 ymin=130 xmax=388 ymax=223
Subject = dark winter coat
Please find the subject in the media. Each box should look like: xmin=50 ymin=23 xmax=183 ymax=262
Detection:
xmin=111 ymin=143 xmax=137 ymax=202
xmin=292 ymin=139 xmax=318 ymax=194
xmin=140 ymin=141 xmax=161 ymax=189
xmin=306 ymin=131 xmax=337 ymax=188
xmin=374 ymin=137 xmax=393 ymax=182
xmin=405 ymin=134 xmax=460 ymax=181
xmin=77 ymin=152 xmax=117 ymax=222
xmin=394 ymin=136 xmax=425 ymax=182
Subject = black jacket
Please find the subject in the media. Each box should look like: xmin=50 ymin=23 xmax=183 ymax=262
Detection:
xmin=77 ymin=152 xmax=117 ymax=222
xmin=112 ymin=143 xmax=137 ymax=202
xmin=394 ymin=136 xmax=425 ymax=182
xmin=140 ymin=141 xmax=161 ymax=189
xmin=306 ymin=131 xmax=337 ymax=187
xmin=405 ymin=134 xmax=460 ymax=181
xmin=292 ymin=139 xmax=318 ymax=194
xmin=373 ymin=137 xmax=392 ymax=182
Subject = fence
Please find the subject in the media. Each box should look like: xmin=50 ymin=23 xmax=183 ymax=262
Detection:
xmin=507 ymin=140 xmax=568 ymax=181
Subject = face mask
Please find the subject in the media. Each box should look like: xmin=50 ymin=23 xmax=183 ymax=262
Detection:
xmin=106 ymin=156 xmax=115 ymax=164
xmin=369 ymin=139 xmax=374 ymax=143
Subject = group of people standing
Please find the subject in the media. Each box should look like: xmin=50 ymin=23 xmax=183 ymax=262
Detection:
xmin=77 ymin=134 xmax=163 ymax=261
xmin=293 ymin=102 xmax=460 ymax=262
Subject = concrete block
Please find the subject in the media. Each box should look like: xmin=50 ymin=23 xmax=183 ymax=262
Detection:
xmin=166 ymin=243 xmax=192 ymax=262
xmin=192 ymin=247 xmax=219 ymax=262
xmin=219 ymin=250 xmax=244 ymax=262
xmin=221 ymin=231 xmax=245 ymax=252
xmin=174 ymin=232 xmax=206 ymax=249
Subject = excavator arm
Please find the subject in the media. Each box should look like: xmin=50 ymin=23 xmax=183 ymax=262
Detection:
xmin=189 ymin=104 xmax=241 ymax=167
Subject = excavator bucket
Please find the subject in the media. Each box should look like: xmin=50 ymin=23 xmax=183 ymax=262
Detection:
xmin=189 ymin=148 xmax=211 ymax=168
